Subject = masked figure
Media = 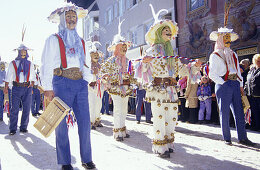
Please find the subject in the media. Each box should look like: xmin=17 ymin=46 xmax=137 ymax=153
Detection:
xmin=134 ymin=4 xmax=201 ymax=158
xmin=100 ymin=19 xmax=133 ymax=141
xmin=88 ymin=41 xmax=104 ymax=130
xmin=208 ymin=3 xmax=255 ymax=147
xmin=41 ymin=4 xmax=95 ymax=170
xmin=4 ymin=36 xmax=36 ymax=135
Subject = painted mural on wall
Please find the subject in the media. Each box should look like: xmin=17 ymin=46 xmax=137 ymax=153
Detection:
xmin=185 ymin=19 xmax=212 ymax=60
xmin=230 ymin=0 xmax=258 ymax=42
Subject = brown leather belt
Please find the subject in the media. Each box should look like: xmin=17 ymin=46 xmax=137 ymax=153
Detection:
xmin=222 ymin=74 xmax=237 ymax=81
xmin=153 ymin=77 xmax=176 ymax=87
xmin=89 ymin=81 xmax=96 ymax=87
xmin=13 ymin=81 xmax=30 ymax=87
xmin=53 ymin=67 xmax=83 ymax=80
xmin=111 ymin=79 xmax=130 ymax=86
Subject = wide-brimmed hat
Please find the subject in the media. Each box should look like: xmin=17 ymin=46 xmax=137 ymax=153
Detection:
xmin=209 ymin=27 xmax=239 ymax=42
xmin=48 ymin=4 xmax=88 ymax=23
xmin=145 ymin=4 xmax=178 ymax=45
xmin=107 ymin=19 xmax=132 ymax=52
xmin=13 ymin=44 xmax=32 ymax=51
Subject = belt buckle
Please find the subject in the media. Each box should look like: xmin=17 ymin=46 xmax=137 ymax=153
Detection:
xmin=54 ymin=68 xmax=63 ymax=76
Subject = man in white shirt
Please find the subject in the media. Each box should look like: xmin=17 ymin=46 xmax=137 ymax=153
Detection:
xmin=4 ymin=44 xmax=36 ymax=135
xmin=209 ymin=26 xmax=255 ymax=146
xmin=41 ymin=5 xmax=95 ymax=170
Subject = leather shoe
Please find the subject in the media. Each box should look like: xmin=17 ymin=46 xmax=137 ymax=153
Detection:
xmin=9 ymin=130 xmax=16 ymax=135
xmin=137 ymin=121 xmax=140 ymax=124
xmin=125 ymin=134 xmax=130 ymax=138
xmin=20 ymin=129 xmax=28 ymax=133
xmin=91 ymin=125 xmax=96 ymax=130
xmin=169 ymin=148 xmax=174 ymax=153
xmin=146 ymin=120 xmax=153 ymax=124
xmin=62 ymin=164 xmax=73 ymax=170
xmin=239 ymin=139 xmax=256 ymax=147
xmin=159 ymin=151 xmax=170 ymax=158
xmin=116 ymin=136 xmax=124 ymax=141
xmin=224 ymin=140 xmax=232 ymax=145
xmin=82 ymin=161 xmax=96 ymax=169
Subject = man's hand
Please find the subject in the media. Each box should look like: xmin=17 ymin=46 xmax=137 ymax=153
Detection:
xmin=28 ymin=81 xmax=34 ymax=88
xmin=44 ymin=90 xmax=55 ymax=101
xmin=142 ymin=56 xmax=153 ymax=63
xmin=194 ymin=59 xmax=203 ymax=67
xmin=212 ymin=93 xmax=216 ymax=97
xmin=240 ymin=87 xmax=244 ymax=96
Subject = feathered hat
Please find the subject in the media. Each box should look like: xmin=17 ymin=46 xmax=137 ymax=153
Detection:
xmin=107 ymin=18 xmax=132 ymax=52
xmin=209 ymin=2 xmax=238 ymax=42
xmin=145 ymin=4 xmax=178 ymax=45
xmin=14 ymin=25 xmax=32 ymax=51
xmin=48 ymin=3 xmax=88 ymax=23
xmin=88 ymin=41 xmax=104 ymax=57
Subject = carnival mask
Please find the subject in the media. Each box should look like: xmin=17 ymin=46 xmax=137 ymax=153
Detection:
xmin=65 ymin=10 xmax=77 ymax=30
xmin=90 ymin=52 xmax=99 ymax=63
xmin=119 ymin=44 xmax=128 ymax=56
xmin=162 ymin=26 xmax=172 ymax=42
xmin=223 ymin=33 xmax=231 ymax=48
xmin=21 ymin=50 xmax=27 ymax=59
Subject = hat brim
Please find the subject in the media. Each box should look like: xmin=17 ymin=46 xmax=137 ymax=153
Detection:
xmin=48 ymin=6 xmax=88 ymax=23
xmin=13 ymin=44 xmax=32 ymax=51
xmin=209 ymin=31 xmax=239 ymax=42
xmin=107 ymin=41 xmax=132 ymax=52
xmin=145 ymin=20 xmax=178 ymax=45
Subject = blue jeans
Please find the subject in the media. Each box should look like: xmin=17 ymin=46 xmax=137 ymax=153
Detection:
xmin=0 ymin=89 xmax=4 ymax=119
xmin=9 ymin=86 xmax=32 ymax=131
xmin=8 ymin=88 xmax=12 ymax=113
xmin=215 ymin=80 xmax=247 ymax=141
xmin=53 ymin=76 xmax=92 ymax=165
xmin=135 ymin=89 xmax=152 ymax=121
xmin=31 ymin=87 xmax=41 ymax=114
xmin=101 ymin=91 xmax=109 ymax=114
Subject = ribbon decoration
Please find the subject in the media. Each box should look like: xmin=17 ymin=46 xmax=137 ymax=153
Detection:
xmin=66 ymin=109 xmax=76 ymax=129
xmin=97 ymin=79 xmax=102 ymax=98
xmin=245 ymin=108 xmax=251 ymax=125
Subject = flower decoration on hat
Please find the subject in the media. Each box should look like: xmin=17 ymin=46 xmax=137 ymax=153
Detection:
xmin=48 ymin=3 xmax=88 ymax=23
xmin=209 ymin=2 xmax=239 ymax=42
xmin=145 ymin=4 xmax=178 ymax=46
xmin=107 ymin=18 xmax=132 ymax=52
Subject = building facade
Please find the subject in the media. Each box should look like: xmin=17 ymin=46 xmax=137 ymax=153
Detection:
xmin=83 ymin=0 xmax=176 ymax=59
xmin=176 ymin=0 xmax=260 ymax=62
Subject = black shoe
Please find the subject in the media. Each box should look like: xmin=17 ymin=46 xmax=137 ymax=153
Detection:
xmin=224 ymin=140 xmax=232 ymax=145
xmin=137 ymin=121 xmax=140 ymax=124
xmin=116 ymin=136 xmax=124 ymax=141
xmin=146 ymin=120 xmax=153 ymax=124
xmin=82 ymin=161 xmax=96 ymax=169
xmin=20 ymin=129 xmax=28 ymax=133
xmin=106 ymin=113 xmax=111 ymax=115
xmin=9 ymin=130 xmax=16 ymax=135
xmin=125 ymin=134 xmax=130 ymax=138
xmin=96 ymin=123 xmax=103 ymax=127
xmin=239 ymin=139 xmax=256 ymax=147
xmin=159 ymin=151 xmax=170 ymax=158
xmin=0 ymin=118 xmax=3 ymax=121
xmin=32 ymin=114 xmax=37 ymax=117
xmin=169 ymin=148 xmax=174 ymax=153
xmin=36 ymin=113 xmax=41 ymax=116
xmin=91 ymin=125 xmax=96 ymax=130
xmin=62 ymin=164 xmax=73 ymax=170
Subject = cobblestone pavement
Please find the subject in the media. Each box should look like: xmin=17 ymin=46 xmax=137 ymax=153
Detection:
xmin=0 ymin=113 xmax=259 ymax=170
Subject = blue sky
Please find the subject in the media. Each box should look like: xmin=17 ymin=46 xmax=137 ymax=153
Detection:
xmin=0 ymin=0 xmax=83 ymax=66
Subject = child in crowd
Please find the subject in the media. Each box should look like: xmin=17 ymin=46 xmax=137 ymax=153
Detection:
xmin=197 ymin=76 xmax=212 ymax=124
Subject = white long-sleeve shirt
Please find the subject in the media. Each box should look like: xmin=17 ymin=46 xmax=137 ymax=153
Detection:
xmin=209 ymin=51 xmax=243 ymax=87
xmin=40 ymin=34 xmax=92 ymax=91
xmin=5 ymin=60 xmax=36 ymax=83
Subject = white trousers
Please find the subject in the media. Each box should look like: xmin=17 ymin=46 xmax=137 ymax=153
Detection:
xmin=151 ymin=101 xmax=178 ymax=154
xmin=88 ymin=86 xmax=103 ymax=125
xmin=111 ymin=94 xmax=129 ymax=138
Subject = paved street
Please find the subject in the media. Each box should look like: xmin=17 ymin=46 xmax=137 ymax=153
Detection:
xmin=0 ymin=112 xmax=260 ymax=170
